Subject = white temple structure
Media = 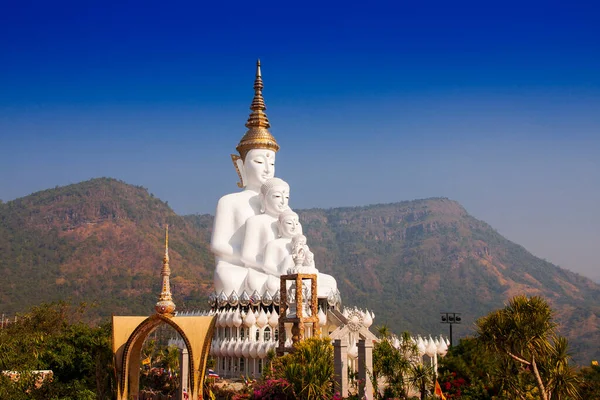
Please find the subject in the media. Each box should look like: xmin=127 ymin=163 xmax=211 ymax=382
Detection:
xmin=167 ymin=61 xmax=450 ymax=398
xmin=209 ymin=60 xmax=338 ymax=302
xmin=199 ymin=61 xmax=376 ymax=394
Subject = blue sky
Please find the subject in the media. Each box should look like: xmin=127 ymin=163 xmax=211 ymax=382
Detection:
xmin=1 ymin=1 xmax=599 ymax=281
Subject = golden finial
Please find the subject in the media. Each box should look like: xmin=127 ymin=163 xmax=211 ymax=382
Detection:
xmin=155 ymin=225 xmax=175 ymax=316
xmin=163 ymin=224 xmax=169 ymax=264
xmin=235 ymin=59 xmax=279 ymax=161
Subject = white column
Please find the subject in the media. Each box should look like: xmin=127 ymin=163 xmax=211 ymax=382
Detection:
xmin=179 ymin=348 xmax=189 ymax=400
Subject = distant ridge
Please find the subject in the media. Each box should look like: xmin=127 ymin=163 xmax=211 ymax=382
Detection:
xmin=1 ymin=178 xmax=599 ymax=364
xmin=0 ymin=178 xmax=214 ymax=317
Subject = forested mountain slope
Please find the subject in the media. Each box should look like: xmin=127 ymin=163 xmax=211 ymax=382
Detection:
xmin=1 ymin=178 xmax=598 ymax=363
xmin=0 ymin=178 xmax=213 ymax=316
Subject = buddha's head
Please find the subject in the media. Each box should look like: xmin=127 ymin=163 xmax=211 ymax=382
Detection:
xmin=278 ymin=210 xmax=302 ymax=238
xmin=260 ymin=178 xmax=290 ymax=216
xmin=240 ymin=149 xmax=276 ymax=191
xmin=291 ymin=234 xmax=307 ymax=249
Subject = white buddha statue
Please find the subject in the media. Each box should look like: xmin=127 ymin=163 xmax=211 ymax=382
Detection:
xmin=290 ymin=234 xmax=316 ymax=274
xmin=263 ymin=213 xmax=338 ymax=298
xmin=241 ymin=178 xmax=290 ymax=293
xmin=241 ymin=177 xmax=290 ymax=269
xmin=287 ymin=234 xmax=337 ymax=297
xmin=263 ymin=210 xmax=302 ymax=276
xmin=211 ymin=60 xmax=279 ymax=297
xmin=211 ymin=60 xmax=338 ymax=300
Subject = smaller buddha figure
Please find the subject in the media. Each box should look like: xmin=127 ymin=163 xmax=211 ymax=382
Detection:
xmin=262 ymin=212 xmax=337 ymax=296
xmin=241 ymin=177 xmax=290 ymax=269
xmin=242 ymin=178 xmax=290 ymax=292
xmin=263 ymin=210 xmax=302 ymax=276
xmin=283 ymin=232 xmax=337 ymax=297
xmin=290 ymin=234 xmax=316 ymax=274
xmin=297 ymin=234 xmax=338 ymax=297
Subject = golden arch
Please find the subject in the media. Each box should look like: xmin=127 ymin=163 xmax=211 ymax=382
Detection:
xmin=112 ymin=314 xmax=215 ymax=400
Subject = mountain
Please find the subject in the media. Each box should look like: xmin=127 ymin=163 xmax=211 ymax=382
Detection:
xmin=1 ymin=178 xmax=599 ymax=364
xmin=0 ymin=178 xmax=214 ymax=317
xmin=299 ymin=200 xmax=600 ymax=364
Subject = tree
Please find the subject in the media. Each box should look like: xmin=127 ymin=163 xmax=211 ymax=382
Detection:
xmin=139 ymin=334 xmax=182 ymax=397
xmin=476 ymin=295 xmax=580 ymax=400
xmin=407 ymin=363 xmax=433 ymax=400
xmin=543 ymin=336 xmax=580 ymax=399
xmin=372 ymin=327 xmax=423 ymax=399
xmin=577 ymin=363 xmax=600 ymax=399
xmin=162 ymin=344 xmax=181 ymax=375
xmin=438 ymin=336 xmax=510 ymax=399
xmin=0 ymin=302 xmax=114 ymax=399
xmin=142 ymin=338 xmax=157 ymax=364
xmin=265 ymin=337 xmax=334 ymax=400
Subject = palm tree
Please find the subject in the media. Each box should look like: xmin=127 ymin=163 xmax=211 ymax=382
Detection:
xmin=372 ymin=328 xmax=418 ymax=399
xmin=271 ymin=337 xmax=334 ymax=400
xmin=377 ymin=325 xmax=391 ymax=339
xmin=476 ymin=295 xmax=580 ymax=400
xmin=142 ymin=338 xmax=157 ymax=365
xmin=407 ymin=363 xmax=433 ymax=400
xmin=163 ymin=344 xmax=180 ymax=374
xmin=544 ymin=337 xmax=580 ymax=400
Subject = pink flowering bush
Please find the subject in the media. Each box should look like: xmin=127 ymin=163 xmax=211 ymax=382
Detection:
xmin=251 ymin=377 xmax=295 ymax=399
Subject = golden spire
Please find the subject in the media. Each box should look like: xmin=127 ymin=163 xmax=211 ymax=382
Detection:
xmin=164 ymin=225 xmax=169 ymax=265
xmin=246 ymin=59 xmax=269 ymax=129
xmin=155 ymin=225 xmax=176 ymax=316
xmin=235 ymin=59 xmax=280 ymax=160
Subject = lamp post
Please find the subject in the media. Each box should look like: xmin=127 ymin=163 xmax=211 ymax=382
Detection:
xmin=440 ymin=312 xmax=461 ymax=347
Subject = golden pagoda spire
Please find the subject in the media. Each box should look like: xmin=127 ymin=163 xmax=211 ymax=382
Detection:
xmin=155 ymin=225 xmax=176 ymax=315
xmin=235 ymin=59 xmax=279 ymax=160
xmin=246 ymin=59 xmax=270 ymax=129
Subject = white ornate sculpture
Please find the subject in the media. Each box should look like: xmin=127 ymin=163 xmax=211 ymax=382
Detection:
xmin=295 ymin=235 xmax=315 ymax=269
xmin=263 ymin=210 xmax=302 ymax=275
xmin=289 ymin=234 xmax=337 ymax=297
xmin=241 ymin=177 xmax=290 ymax=269
xmin=241 ymin=178 xmax=290 ymax=292
xmin=211 ymin=60 xmax=337 ymax=299
xmin=289 ymin=234 xmax=316 ymax=274
xmin=204 ymin=63 xmax=380 ymax=386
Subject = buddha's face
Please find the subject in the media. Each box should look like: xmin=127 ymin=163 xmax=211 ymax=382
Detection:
xmin=243 ymin=149 xmax=275 ymax=190
xmin=263 ymin=185 xmax=290 ymax=216
xmin=280 ymin=214 xmax=302 ymax=238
